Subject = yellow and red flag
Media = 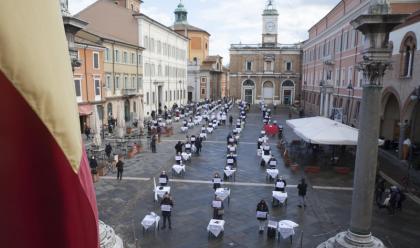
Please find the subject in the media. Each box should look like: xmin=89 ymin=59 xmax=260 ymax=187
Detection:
xmin=0 ymin=1 xmax=99 ymax=247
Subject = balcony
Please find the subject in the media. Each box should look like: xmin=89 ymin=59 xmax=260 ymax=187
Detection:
xmin=122 ymin=88 xmax=138 ymax=96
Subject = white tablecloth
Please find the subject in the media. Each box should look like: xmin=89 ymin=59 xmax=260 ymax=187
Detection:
xmin=141 ymin=214 xmax=160 ymax=231
xmin=272 ymin=191 xmax=288 ymax=203
xmin=155 ymin=186 xmax=171 ymax=198
xmin=266 ymin=169 xmax=279 ymax=179
xmin=215 ymin=188 xmax=230 ymax=201
xmin=172 ymin=164 xmax=185 ymax=174
xmin=181 ymin=152 xmax=191 ymax=161
xmin=278 ymin=220 xmax=299 ymax=239
xmin=224 ymin=169 xmax=236 ymax=177
xmin=207 ymin=219 xmax=225 ymax=237
xmin=262 ymin=154 xmax=271 ymax=163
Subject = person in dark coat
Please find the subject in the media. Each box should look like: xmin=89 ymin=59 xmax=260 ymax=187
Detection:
xmin=275 ymin=176 xmax=287 ymax=192
xmin=175 ymin=141 xmax=183 ymax=154
xmin=297 ymin=178 xmax=307 ymax=208
xmin=229 ymin=115 xmax=233 ymax=126
xmin=161 ymin=193 xmax=174 ymax=229
xmin=212 ymin=172 xmax=222 ymax=191
xmin=116 ymin=157 xmax=124 ymax=180
xmin=159 ymin=171 xmax=169 ymax=186
xmin=105 ymin=143 xmax=112 ymax=160
xmin=89 ymin=156 xmax=98 ymax=169
xmin=256 ymin=200 xmax=269 ymax=233
xmin=151 ymin=134 xmax=157 ymax=153
xmin=212 ymin=196 xmax=224 ymax=220
xmin=195 ymin=137 xmax=202 ymax=155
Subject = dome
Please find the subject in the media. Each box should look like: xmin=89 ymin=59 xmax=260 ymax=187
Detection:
xmin=263 ymin=0 xmax=278 ymax=16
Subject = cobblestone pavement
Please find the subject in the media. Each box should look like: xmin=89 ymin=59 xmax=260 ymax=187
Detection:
xmin=94 ymin=105 xmax=420 ymax=248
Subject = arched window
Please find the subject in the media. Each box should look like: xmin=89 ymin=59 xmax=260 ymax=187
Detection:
xmin=282 ymin=80 xmax=294 ymax=87
xmin=400 ymin=32 xmax=416 ymax=78
xmin=243 ymin=79 xmax=255 ymax=86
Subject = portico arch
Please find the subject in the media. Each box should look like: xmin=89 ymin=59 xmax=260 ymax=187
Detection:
xmin=380 ymin=92 xmax=400 ymax=141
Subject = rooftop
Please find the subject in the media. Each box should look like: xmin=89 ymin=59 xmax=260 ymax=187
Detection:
xmin=230 ymin=43 xmax=302 ymax=50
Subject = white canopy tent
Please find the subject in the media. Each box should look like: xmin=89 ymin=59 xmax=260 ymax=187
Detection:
xmin=286 ymin=117 xmax=383 ymax=146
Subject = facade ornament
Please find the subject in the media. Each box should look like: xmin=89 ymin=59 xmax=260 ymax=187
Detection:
xmin=357 ymin=55 xmax=391 ymax=86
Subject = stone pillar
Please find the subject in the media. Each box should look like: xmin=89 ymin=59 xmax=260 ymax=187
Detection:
xmin=349 ymin=84 xmax=382 ymax=236
xmin=317 ymin=2 xmax=407 ymax=247
xmin=320 ymin=90 xmax=325 ymax=116
xmin=398 ymin=122 xmax=406 ymax=159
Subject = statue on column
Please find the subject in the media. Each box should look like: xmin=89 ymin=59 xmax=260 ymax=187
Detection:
xmin=60 ymin=0 xmax=71 ymax=16
xmin=369 ymin=0 xmax=390 ymax=14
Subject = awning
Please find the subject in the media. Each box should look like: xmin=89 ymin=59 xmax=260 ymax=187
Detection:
xmin=78 ymin=105 xmax=93 ymax=116
xmin=286 ymin=117 xmax=383 ymax=146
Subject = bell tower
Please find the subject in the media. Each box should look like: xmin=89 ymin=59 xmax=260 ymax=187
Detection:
xmin=262 ymin=0 xmax=278 ymax=47
xmin=174 ymin=0 xmax=188 ymax=25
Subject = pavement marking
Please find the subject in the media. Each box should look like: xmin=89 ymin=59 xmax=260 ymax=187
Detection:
xmin=100 ymin=176 xmax=354 ymax=191
xmin=159 ymin=139 xmax=256 ymax=145
xmin=101 ymin=176 xmax=150 ymax=181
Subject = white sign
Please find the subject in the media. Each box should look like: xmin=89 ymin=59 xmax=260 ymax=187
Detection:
xmin=276 ymin=182 xmax=285 ymax=188
xmin=213 ymin=178 xmax=221 ymax=183
xmin=159 ymin=177 xmax=167 ymax=184
xmin=212 ymin=200 xmax=222 ymax=208
xmin=161 ymin=204 xmax=172 ymax=212
xmin=256 ymin=211 xmax=268 ymax=218
xmin=227 ymin=159 xmax=234 ymax=164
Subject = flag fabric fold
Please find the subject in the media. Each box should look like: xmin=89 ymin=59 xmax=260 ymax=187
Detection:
xmin=0 ymin=1 xmax=99 ymax=247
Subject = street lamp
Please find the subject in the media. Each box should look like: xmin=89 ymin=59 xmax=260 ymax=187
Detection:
xmin=346 ymin=82 xmax=353 ymax=125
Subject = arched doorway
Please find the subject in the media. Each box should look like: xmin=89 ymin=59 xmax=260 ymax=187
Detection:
xmin=262 ymin=81 xmax=274 ymax=104
xmin=281 ymin=80 xmax=295 ymax=105
xmin=242 ymin=79 xmax=255 ymax=104
xmin=124 ymin=99 xmax=130 ymax=122
xmin=380 ymin=93 xmax=400 ymax=142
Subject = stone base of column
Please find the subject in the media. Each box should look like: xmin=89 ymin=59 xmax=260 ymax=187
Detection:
xmin=317 ymin=230 xmax=385 ymax=248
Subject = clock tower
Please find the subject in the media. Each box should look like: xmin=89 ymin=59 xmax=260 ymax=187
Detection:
xmin=262 ymin=0 xmax=278 ymax=47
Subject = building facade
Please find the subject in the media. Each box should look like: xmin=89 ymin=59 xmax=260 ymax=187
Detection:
xmin=171 ymin=1 xmax=227 ymax=102
xmin=380 ymin=11 xmax=420 ymax=159
xmin=76 ymin=0 xmax=144 ymax=134
xmin=136 ymin=13 xmax=188 ymax=115
xmin=73 ymin=37 xmax=105 ymax=135
xmin=301 ymin=0 xmax=420 ymax=126
xmin=229 ymin=1 xmax=302 ymax=105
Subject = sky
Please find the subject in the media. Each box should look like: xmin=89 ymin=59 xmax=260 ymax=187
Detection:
xmin=69 ymin=0 xmax=338 ymax=64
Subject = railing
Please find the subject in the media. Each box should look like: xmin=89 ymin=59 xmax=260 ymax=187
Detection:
xmin=122 ymin=88 xmax=138 ymax=96
xmin=230 ymin=43 xmax=301 ymax=49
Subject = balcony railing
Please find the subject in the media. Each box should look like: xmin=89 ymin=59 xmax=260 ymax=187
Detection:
xmin=122 ymin=88 xmax=138 ymax=96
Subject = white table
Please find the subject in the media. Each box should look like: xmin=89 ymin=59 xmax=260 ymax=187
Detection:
xmin=181 ymin=152 xmax=191 ymax=161
xmin=141 ymin=214 xmax=160 ymax=233
xmin=172 ymin=164 xmax=186 ymax=175
xmin=278 ymin=220 xmax=299 ymax=242
xmin=154 ymin=186 xmax=171 ymax=201
xmin=224 ymin=168 xmax=236 ymax=181
xmin=207 ymin=219 xmax=225 ymax=237
xmin=272 ymin=191 xmax=288 ymax=204
xmin=215 ymin=188 xmax=231 ymax=205
xmin=266 ymin=169 xmax=279 ymax=179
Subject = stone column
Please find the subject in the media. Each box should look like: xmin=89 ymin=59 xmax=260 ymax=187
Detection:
xmin=317 ymin=2 xmax=407 ymax=247
xmin=349 ymin=84 xmax=382 ymax=236
xmin=320 ymin=89 xmax=325 ymax=116
xmin=398 ymin=122 xmax=406 ymax=159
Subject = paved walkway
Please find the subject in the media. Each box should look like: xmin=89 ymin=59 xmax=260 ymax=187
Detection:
xmin=94 ymin=105 xmax=420 ymax=248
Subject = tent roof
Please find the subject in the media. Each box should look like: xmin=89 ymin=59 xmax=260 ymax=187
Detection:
xmin=286 ymin=117 xmax=383 ymax=146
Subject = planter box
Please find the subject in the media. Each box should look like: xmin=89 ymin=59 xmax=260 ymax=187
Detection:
xmin=334 ymin=167 xmax=351 ymax=175
xmin=304 ymin=166 xmax=320 ymax=174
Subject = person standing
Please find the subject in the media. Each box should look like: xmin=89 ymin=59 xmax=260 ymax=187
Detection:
xmin=151 ymin=134 xmax=157 ymax=153
xmin=229 ymin=115 xmax=233 ymax=126
xmin=161 ymin=193 xmax=174 ymax=229
xmin=297 ymin=178 xmax=307 ymax=208
xmin=175 ymin=141 xmax=183 ymax=154
xmin=212 ymin=172 xmax=222 ymax=191
xmin=256 ymin=200 xmax=269 ymax=233
xmin=212 ymin=196 xmax=224 ymax=220
xmin=275 ymin=176 xmax=287 ymax=192
xmin=195 ymin=137 xmax=202 ymax=155
xmin=116 ymin=156 xmax=124 ymax=180
xmin=159 ymin=171 xmax=169 ymax=186
xmin=105 ymin=143 xmax=112 ymax=160
xmin=157 ymin=125 xmax=161 ymax=143
xmin=84 ymin=123 xmax=91 ymax=140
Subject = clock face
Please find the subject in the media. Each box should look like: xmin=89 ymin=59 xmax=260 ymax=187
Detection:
xmin=266 ymin=22 xmax=275 ymax=32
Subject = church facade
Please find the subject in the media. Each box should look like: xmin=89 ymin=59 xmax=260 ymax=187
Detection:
xmin=229 ymin=1 xmax=302 ymax=105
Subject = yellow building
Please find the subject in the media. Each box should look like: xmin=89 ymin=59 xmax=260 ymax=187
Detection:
xmin=171 ymin=1 xmax=209 ymax=65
